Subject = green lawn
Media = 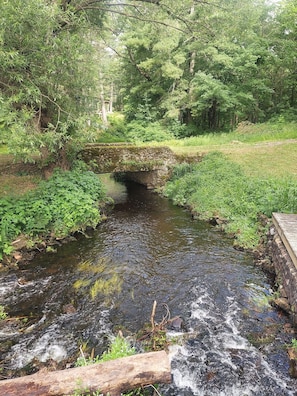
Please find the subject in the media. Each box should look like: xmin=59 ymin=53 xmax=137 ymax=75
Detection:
xmin=166 ymin=122 xmax=297 ymax=180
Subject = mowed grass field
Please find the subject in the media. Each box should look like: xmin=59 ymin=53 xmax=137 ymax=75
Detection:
xmin=171 ymin=140 xmax=297 ymax=180
xmin=167 ymin=122 xmax=297 ymax=180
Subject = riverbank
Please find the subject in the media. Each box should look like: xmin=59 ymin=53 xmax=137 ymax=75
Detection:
xmin=163 ymin=151 xmax=297 ymax=249
xmin=1 ymin=124 xmax=297 ymax=268
xmin=0 ymin=161 xmax=110 ymax=269
xmin=1 ymin=176 xmax=296 ymax=394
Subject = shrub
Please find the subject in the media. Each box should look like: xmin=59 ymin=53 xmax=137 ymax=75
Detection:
xmin=97 ymin=112 xmax=129 ymax=143
xmin=126 ymin=121 xmax=174 ymax=143
xmin=0 ymin=165 xmax=106 ymax=259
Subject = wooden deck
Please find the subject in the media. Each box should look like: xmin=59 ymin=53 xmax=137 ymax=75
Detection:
xmin=272 ymin=213 xmax=297 ymax=270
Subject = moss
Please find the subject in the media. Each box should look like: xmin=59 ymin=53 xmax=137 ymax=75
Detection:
xmin=74 ymin=259 xmax=123 ymax=302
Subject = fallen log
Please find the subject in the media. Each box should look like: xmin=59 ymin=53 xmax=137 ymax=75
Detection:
xmin=0 ymin=350 xmax=171 ymax=396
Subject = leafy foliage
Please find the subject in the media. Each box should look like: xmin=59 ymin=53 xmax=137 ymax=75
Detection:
xmin=0 ymin=165 xmax=106 ymax=259
xmin=164 ymin=152 xmax=297 ymax=249
xmin=1 ymin=0 xmax=296 ymax=148
xmin=75 ymin=335 xmax=135 ymax=367
xmin=113 ymin=0 xmax=297 ymax=134
xmin=0 ymin=0 xmax=101 ymax=165
xmin=99 ymin=336 xmax=136 ymax=362
xmin=126 ymin=121 xmax=174 ymax=143
xmin=96 ymin=113 xmax=128 ymax=143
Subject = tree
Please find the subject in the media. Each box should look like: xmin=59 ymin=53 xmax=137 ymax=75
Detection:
xmin=1 ymin=0 xmax=294 ymax=156
xmin=0 ymin=0 xmax=165 ymax=168
xmin=272 ymin=0 xmax=297 ymax=117
xmin=116 ymin=0 xmax=288 ymax=132
xmin=0 ymin=0 xmax=103 ymax=169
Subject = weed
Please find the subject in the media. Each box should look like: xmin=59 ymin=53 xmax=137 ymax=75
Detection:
xmin=73 ymin=336 xmax=137 ymax=395
xmin=75 ymin=354 xmax=102 ymax=368
xmin=0 ymin=305 xmax=7 ymax=320
xmin=45 ymin=246 xmax=57 ymax=253
xmin=291 ymin=339 xmax=297 ymax=352
xmin=99 ymin=335 xmax=136 ymax=362
xmin=72 ymin=378 xmax=103 ymax=396
xmin=75 ymin=335 xmax=135 ymax=367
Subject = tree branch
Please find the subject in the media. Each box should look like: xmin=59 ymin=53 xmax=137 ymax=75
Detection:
xmin=84 ymin=6 xmax=189 ymax=33
xmin=126 ymin=47 xmax=152 ymax=82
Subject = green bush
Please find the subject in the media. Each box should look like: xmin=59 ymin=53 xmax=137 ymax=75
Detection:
xmin=164 ymin=152 xmax=297 ymax=249
xmin=126 ymin=120 xmax=173 ymax=143
xmin=0 ymin=165 xmax=106 ymax=259
xmin=97 ymin=112 xmax=129 ymax=143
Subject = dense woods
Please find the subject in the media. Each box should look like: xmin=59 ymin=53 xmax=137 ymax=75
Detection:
xmin=0 ymin=0 xmax=296 ymax=161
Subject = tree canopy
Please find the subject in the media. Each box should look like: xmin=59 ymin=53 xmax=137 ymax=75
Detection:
xmin=0 ymin=0 xmax=296 ymax=162
xmin=0 ymin=0 xmax=102 ymax=166
xmin=117 ymin=0 xmax=297 ymax=132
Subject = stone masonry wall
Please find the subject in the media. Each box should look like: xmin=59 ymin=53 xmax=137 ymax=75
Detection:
xmin=269 ymin=227 xmax=297 ymax=324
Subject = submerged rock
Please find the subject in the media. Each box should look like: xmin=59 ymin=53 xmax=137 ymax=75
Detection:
xmin=272 ymin=297 xmax=291 ymax=314
xmin=167 ymin=316 xmax=185 ymax=331
xmin=288 ymin=348 xmax=297 ymax=378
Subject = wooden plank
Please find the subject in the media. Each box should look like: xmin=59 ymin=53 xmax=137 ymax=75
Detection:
xmin=272 ymin=212 xmax=297 ymax=270
xmin=0 ymin=350 xmax=171 ymax=396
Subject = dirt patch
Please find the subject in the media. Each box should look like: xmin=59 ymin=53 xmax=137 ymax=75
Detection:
xmin=0 ymin=154 xmax=41 ymax=174
xmin=0 ymin=155 xmax=42 ymax=197
xmin=0 ymin=174 xmax=41 ymax=197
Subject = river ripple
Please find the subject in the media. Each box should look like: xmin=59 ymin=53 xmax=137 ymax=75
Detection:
xmin=0 ymin=177 xmax=296 ymax=395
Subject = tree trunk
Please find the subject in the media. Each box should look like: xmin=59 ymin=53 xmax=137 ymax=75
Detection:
xmin=109 ymin=82 xmax=114 ymax=113
xmin=100 ymin=71 xmax=108 ymax=125
xmin=0 ymin=351 xmax=171 ymax=396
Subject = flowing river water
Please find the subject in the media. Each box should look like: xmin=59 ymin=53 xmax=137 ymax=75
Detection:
xmin=0 ymin=176 xmax=297 ymax=395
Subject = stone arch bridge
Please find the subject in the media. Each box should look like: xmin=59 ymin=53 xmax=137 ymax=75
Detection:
xmin=80 ymin=143 xmax=179 ymax=189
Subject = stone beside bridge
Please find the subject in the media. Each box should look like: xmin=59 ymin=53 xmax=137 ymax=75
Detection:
xmin=270 ymin=213 xmax=297 ymax=324
xmin=80 ymin=143 xmax=178 ymax=189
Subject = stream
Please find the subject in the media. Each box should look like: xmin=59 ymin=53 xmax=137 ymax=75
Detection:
xmin=0 ymin=175 xmax=296 ymax=395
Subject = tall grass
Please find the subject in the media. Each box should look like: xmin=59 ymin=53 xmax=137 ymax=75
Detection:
xmin=163 ymin=152 xmax=297 ymax=249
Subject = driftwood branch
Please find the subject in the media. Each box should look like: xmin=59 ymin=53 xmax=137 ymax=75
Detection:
xmin=0 ymin=350 xmax=171 ymax=396
xmin=150 ymin=300 xmax=157 ymax=331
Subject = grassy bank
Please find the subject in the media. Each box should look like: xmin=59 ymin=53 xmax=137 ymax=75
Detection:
xmin=162 ymin=121 xmax=297 ymax=249
xmin=163 ymin=152 xmax=297 ymax=249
